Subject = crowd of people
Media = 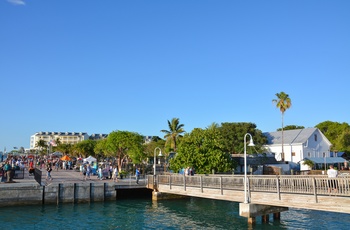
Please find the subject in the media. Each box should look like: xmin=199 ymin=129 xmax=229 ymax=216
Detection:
xmin=81 ymin=163 xmax=120 ymax=182
xmin=0 ymin=155 xmax=130 ymax=183
xmin=0 ymin=155 xmax=28 ymax=182
xmin=0 ymin=154 xmax=76 ymax=183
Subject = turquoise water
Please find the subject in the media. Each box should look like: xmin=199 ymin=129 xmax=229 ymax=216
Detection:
xmin=2 ymin=198 xmax=350 ymax=229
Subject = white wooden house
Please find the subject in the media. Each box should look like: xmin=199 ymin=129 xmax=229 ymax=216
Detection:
xmin=263 ymin=128 xmax=332 ymax=163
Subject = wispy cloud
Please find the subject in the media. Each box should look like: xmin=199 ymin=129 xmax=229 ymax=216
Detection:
xmin=7 ymin=0 xmax=26 ymax=5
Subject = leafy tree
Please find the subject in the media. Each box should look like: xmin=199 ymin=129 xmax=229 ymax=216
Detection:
xmin=73 ymin=139 xmax=97 ymax=158
xmin=277 ymin=125 xmax=304 ymax=131
xmin=104 ymin=131 xmax=145 ymax=172
xmin=160 ymin=118 xmax=185 ymax=152
xmin=316 ymin=121 xmax=350 ymax=153
xmin=143 ymin=139 xmax=166 ymax=163
xmin=55 ymin=143 xmax=73 ymax=156
xmin=272 ymin=91 xmax=292 ymax=160
xmin=169 ymin=127 xmax=236 ymax=174
xmin=94 ymin=139 xmax=108 ymax=158
xmin=218 ymin=122 xmax=267 ymax=154
xmin=303 ymin=159 xmax=315 ymax=169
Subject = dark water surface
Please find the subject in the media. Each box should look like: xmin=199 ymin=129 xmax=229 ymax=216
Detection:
xmin=2 ymin=198 xmax=350 ymax=229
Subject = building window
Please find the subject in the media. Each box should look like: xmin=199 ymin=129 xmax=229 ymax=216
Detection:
xmin=292 ymin=152 xmax=295 ymax=156
xmin=308 ymin=152 xmax=311 ymax=157
xmin=323 ymin=152 xmax=325 ymax=157
xmin=314 ymin=134 xmax=317 ymax=141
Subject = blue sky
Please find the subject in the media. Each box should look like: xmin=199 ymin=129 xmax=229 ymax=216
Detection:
xmin=1 ymin=0 xmax=349 ymax=151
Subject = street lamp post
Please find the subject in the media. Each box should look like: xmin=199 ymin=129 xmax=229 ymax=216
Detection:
xmin=244 ymin=133 xmax=255 ymax=203
xmin=154 ymin=147 xmax=162 ymax=176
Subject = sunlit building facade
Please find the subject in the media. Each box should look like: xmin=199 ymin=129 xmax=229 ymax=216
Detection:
xmin=30 ymin=131 xmax=90 ymax=149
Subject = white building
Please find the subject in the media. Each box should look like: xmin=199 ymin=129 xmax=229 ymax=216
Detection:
xmin=89 ymin=133 xmax=108 ymax=140
xmin=30 ymin=131 xmax=90 ymax=149
xmin=263 ymin=128 xmax=332 ymax=163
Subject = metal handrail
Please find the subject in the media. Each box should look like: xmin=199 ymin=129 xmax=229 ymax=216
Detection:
xmin=154 ymin=174 xmax=350 ymax=197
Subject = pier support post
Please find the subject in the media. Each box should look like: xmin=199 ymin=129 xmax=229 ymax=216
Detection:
xmin=240 ymin=203 xmax=288 ymax=224
xmin=248 ymin=217 xmax=256 ymax=225
xmin=273 ymin=212 xmax=281 ymax=220
xmin=262 ymin=214 xmax=269 ymax=223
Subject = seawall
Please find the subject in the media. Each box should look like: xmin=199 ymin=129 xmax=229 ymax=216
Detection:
xmin=0 ymin=182 xmax=116 ymax=207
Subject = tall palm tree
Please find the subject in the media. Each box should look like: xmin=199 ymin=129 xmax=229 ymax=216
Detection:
xmin=272 ymin=92 xmax=292 ymax=161
xmin=161 ymin=118 xmax=185 ymax=152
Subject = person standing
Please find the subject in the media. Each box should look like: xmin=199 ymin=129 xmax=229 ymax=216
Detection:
xmin=135 ymin=167 xmax=140 ymax=184
xmin=327 ymin=165 xmax=338 ymax=193
xmin=55 ymin=160 xmax=59 ymax=171
xmin=0 ymin=166 xmax=3 ymax=183
xmin=4 ymin=161 xmax=12 ymax=182
xmin=98 ymin=167 xmax=103 ymax=180
xmin=29 ymin=160 xmax=35 ymax=176
xmin=109 ymin=164 xmax=113 ymax=180
xmin=82 ymin=164 xmax=87 ymax=180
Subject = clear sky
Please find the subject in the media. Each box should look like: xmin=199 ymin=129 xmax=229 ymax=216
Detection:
xmin=1 ymin=0 xmax=349 ymax=151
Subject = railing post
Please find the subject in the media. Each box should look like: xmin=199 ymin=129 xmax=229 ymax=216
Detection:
xmin=183 ymin=174 xmax=186 ymax=191
xmin=220 ymin=176 xmax=223 ymax=195
xmin=276 ymin=175 xmax=281 ymax=200
xmin=312 ymin=177 xmax=318 ymax=203
xmin=169 ymin=174 xmax=172 ymax=190
xmin=200 ymin=176 xmax=203 ymax=193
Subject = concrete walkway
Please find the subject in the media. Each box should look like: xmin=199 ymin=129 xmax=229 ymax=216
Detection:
xmin=0 ymin=168 xmax=146 ymax=187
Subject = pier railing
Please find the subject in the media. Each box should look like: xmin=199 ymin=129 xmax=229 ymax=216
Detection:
xmin=155 ymin=174 xmax=350 ymax=197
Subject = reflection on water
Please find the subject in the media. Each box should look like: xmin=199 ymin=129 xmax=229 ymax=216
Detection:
xmin=2 ymin=198 xmax=350 ymax=229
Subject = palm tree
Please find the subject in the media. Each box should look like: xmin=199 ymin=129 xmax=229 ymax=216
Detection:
xmin=272 ymin=91 xmax=292 ymax=161
xmin=55 ymin=143 xmax=73 ymax=156
xmin=161 ymin=118 xmax=185 ymax=152
xmin=35 ymin=139 xmax=48 ymax=155
xmin=55 ymin=137 xmax=62 ymax=146
xmin=206 ymin=122 xmax=219 ymax=130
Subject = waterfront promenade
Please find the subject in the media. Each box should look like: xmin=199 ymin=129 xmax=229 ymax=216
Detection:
xmin=0 ymin=167 xmax=145 ymax=187
xmin=0 ymin=167 xmax=148 ymax=207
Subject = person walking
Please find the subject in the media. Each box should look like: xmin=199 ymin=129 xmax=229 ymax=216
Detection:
xmin=85 ymin=164 xmax=91 ymax=180
xmin=46 ymin=163 xmax=53 ymax=181
xmin=112 ymin=166 xmax=118 ymax=182
xmin=327 ymin=164 xmax=338 ymax=193
xmin=135 ymin=167 xmax=140 ymax=184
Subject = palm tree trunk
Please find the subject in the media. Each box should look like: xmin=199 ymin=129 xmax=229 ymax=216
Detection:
xmin=173 ymin=136 xmax=177 ymax=152
xmin=281 ymin=112 xmax=284 ymax=161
